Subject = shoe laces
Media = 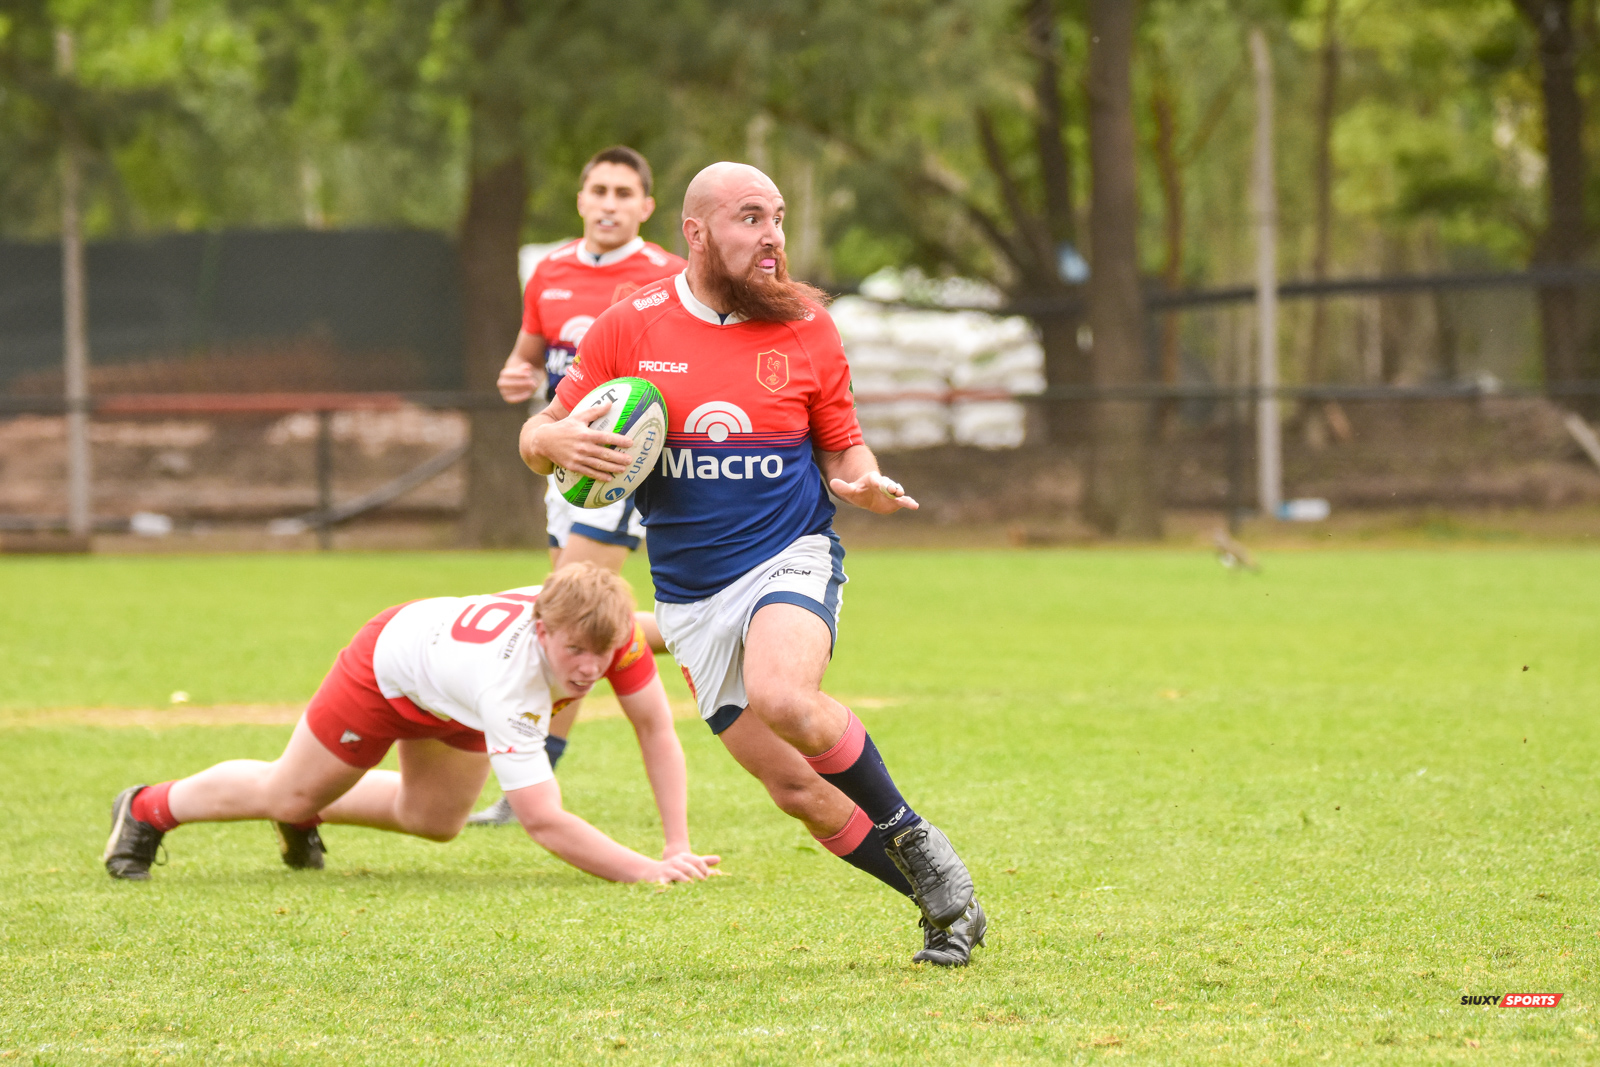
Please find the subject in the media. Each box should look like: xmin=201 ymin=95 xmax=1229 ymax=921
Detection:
xmin=897 ymin=827 xmax=946 ymax=889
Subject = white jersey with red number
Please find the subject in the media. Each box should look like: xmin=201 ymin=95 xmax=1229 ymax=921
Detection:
xmin=370 ymin=584 xmax=657 ymax=792
xmin=522 ymin=238 xmax=687 ymax=400
xmin=555 ymin=272 xmax=863 ymax=603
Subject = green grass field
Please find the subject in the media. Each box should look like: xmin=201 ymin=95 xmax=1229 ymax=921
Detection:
xmin=2 ymin=547 xmax=1596 ymax=1064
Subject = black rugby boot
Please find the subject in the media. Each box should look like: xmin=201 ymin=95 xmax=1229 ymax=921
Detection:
xmin=274 ymin=822 xmax=327 ymax=870
xmin=103 ymin=786 xmax=165 ymax=880
xmin=914 ymin=897 xmax=987 ymax=967
xmin=886 ymin=821 xmax=974 ymax=931
xmin=465 ymin=796 xmax=515 ymax=827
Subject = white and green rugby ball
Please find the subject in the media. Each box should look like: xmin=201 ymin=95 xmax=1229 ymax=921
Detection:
xmin=553 ymin=377 xmax=669 ymax=508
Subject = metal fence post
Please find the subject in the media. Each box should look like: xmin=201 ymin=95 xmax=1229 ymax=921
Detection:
xmin=316 ymin=410 xmax=333 ymax=551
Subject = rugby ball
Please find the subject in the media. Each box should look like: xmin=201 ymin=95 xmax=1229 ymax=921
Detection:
xmin=552 ymin=377 xmax=668 ymax=508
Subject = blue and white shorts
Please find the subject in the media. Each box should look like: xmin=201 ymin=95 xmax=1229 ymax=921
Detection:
xmin=655 ymin=533 xmax=847 ymax=735
xmin=545 ymin=477 xmax=646 ymax=551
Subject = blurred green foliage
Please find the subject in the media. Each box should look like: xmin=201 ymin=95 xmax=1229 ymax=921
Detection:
xmin=0 ymin=0 xmax=1587 ymax=285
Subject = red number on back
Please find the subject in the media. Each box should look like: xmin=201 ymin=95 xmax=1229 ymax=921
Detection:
xmin=450 ymin=602 xmax=522 ymax=644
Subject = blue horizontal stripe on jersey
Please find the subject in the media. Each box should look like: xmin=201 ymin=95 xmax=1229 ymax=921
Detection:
xmin=639 ymin=438 xmax=836 ymax=602
xmin=666 ymin=431 xmax=811 ymax=446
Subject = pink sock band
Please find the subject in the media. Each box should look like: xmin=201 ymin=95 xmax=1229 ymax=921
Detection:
xmin=131 ymin=781 xmax=180 ymax=832
xmin=289 ymin=817 xmax=323 ymax=831
xmin=813 ymin=806 xmax=874 ymax=857
xmin=803 ymin=712 xmax=866 ymax=776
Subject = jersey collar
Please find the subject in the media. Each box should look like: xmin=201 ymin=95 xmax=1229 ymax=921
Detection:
xmin=674 ymin=271 xmax=747 ymax=326
xmin=576 ymin=236 xmax=644 ymax=267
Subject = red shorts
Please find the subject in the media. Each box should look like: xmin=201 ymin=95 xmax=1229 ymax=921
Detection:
xmin=305 ymin=604 xmax=488 ymax=769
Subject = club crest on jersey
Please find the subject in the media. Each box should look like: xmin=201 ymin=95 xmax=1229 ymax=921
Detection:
xmin=757 ymin=349 xmax=790 ymax=392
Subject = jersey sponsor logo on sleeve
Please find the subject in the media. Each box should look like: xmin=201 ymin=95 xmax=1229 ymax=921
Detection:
xmin=632 ymin=290 xmax=670 ymax=311
xmin=615 ymin=622 xmax=647 ymax=670
xmin=638 ymin=360 xmax=689 ymax=374
xmin=541 ymin=288 xmax=574 ymax=300
xmin=757 ymin=349 xmax=790 ymax=392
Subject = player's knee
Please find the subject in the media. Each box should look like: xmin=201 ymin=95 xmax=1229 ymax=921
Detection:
xmin=400 ymin=810 xmax=465 ymax=842
xmin=264 ymin=796 xmax=324 ymax=825
xmin=745 ymin=684 xmax=820 ymax=739
xmin=764 ymin=776 xmax=830 ymax=822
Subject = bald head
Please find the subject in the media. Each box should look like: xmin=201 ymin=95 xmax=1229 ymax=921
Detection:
xmin=682 ymin=162 xmax=781 ymax=222
xmin=680 ymin=159 xmax=822 ymax=323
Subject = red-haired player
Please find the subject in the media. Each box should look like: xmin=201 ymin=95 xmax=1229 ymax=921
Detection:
xmin=103 ymin=564 xmax=714 ymax=885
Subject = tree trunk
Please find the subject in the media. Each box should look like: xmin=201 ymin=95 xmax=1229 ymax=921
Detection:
xmin=1148 ymin=43 xmax=1183 ymax=431
xmin=1026 ymin=0 xmax=1088 ymax=445
xmin=1029 ymin=0 xmax=1075 ymax=247
xmin=1305 ymin=0 xmax=1339 ymax=389
xmin=1304 ymin=0 xmax=1351 ymax=442
xmin=457 ymin=95 xmax=540 ymax=547
xmin=1517 ymin=0 xmax=1591 ymax=392
xmin=1082 ymin=0 xmax=1160 ymax=538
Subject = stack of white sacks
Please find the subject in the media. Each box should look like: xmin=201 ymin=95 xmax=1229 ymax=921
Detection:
xmin=832 ymin=269 xmax=1043 ymax=451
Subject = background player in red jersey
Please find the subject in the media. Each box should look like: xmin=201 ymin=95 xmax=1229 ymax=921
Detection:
xmin=102 ymin=564 xmax=715 ymax=886
xmin=518 ymin=162 xmax=985 ymax=966
xmin=472 ymin=147 xmax=688 ymax=826
xmin=497 ymin=145 xmax=685 ymax=577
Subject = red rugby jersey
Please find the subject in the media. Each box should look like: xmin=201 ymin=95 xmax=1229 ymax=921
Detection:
xmin=522 ymin=238 xmax=686 ymax=400
xmin=556 ymin=272 xmax=862 ymax=602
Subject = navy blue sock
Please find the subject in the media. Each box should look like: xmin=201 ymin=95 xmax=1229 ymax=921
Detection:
xmin=545 ymin=735 xmax=568 ymax=770
xmin=815 ymin=807 xmax=915 ymax=897
xmin=803 ymin=712 xmax=921 ymax=845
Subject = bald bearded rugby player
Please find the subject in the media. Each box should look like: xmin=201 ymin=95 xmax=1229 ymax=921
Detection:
xmin=518 ymin=162 xmax=984 ymax=967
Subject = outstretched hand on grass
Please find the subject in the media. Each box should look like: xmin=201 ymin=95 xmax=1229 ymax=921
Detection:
xmin=650 ymin=851 xmax=721 ymax=884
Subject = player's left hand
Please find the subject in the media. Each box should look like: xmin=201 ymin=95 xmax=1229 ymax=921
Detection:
xmin=661 ymin=848 xmax=717 ymax=880
xmin=829 ymin=471 xmax=919 ymax=514
xmin=649 ymin=851 xmax=722 ymax=883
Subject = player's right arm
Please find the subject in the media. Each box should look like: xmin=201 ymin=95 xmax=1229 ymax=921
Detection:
xmin=518 ymin=305 xmax=633 ymax=477
xmin=498 ymin=330 xmax=548 ymax=403
xmin=518 ymin=399 xmax=633 ymax=478
xmin=504 ymin=778 xmax=719 ymax=883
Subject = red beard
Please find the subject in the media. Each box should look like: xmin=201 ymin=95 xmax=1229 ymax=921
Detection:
xmin=699 ymin=233 xmax=830 ymax=323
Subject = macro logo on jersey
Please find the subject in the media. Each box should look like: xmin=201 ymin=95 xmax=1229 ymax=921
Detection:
xmin=544 ymin=315 xmax=596 ymax=386
xmin=757 ymin=350 xmax=790 ymax=392
xmin=611 ymin=281 xmax=641 ymax=303
xmin=659 ymin=399 xmax=799 ymax=483
xmin=558 ymin=315 xmax=596 ymax=347
xmin=684 ymin=401 xmax=751 ymax=441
